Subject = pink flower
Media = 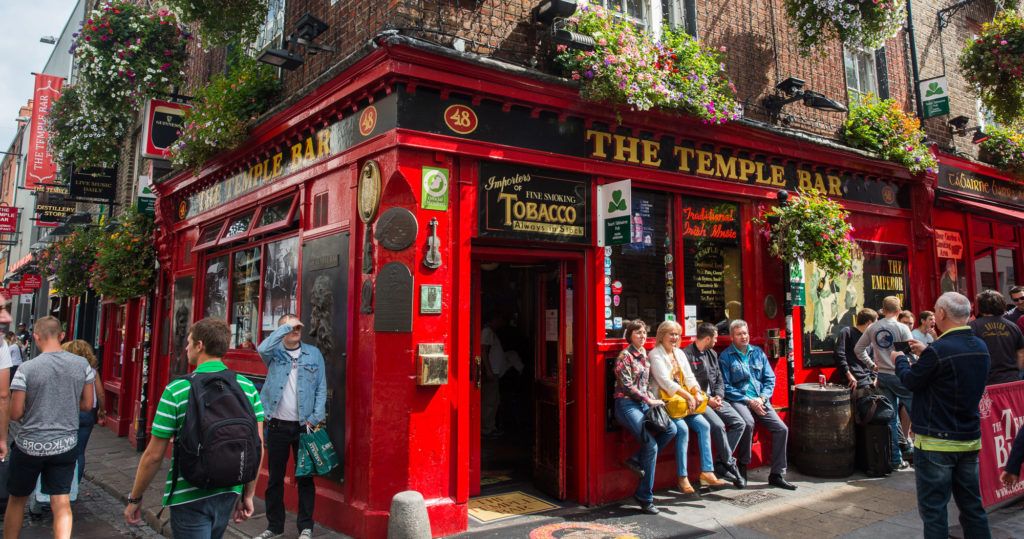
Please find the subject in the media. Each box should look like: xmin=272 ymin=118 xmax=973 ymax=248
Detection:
xmin=719 ymin=46 xmax=727 ymax=52
xmin=1001 ymin=40 xmax=1009 ymax=45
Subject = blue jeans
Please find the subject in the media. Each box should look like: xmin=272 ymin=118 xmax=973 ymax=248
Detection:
xmin=76 ymin=409 xmax=96 ymax=483
xmin=169 ymin=492 xmax=240 ymax=539
xmin=614 ymin=398 xmax=676 ymax=504
xmin=670 ymin=415 xmax=715 ymax=476
xmin=878 ymin=373 xmax=912 ymax=466
xmin=913 ymin=448 xmax=990 ymax=539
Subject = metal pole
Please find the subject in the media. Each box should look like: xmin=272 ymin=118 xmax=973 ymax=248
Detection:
xmin=906 ymin=0 xmax=925 ymax=120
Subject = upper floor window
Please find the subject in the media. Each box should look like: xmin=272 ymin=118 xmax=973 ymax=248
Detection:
xmin=249 ymin=0 xmax=286 ymax=56
xmin=661 ymin=0 xmax=697 ymax=37
xmin=600 ymin=0 xmax=649 ymax=31
xmin=595 ymin=1 xmax=696 ymax=39
xmin=844 ymin=46 xmax=878 ymax=102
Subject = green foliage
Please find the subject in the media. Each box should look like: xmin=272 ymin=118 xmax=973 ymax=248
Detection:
xmin=554 ymin=4 xmax=739 ymax=124
xmin=841 ymin=96 xmax=937 ymax=175
xmin=979 ymin=125 xmax=1024 ymax=176
xmin=91 ymin=208 xmax=157 ymax=302
xmin=960 ymin=11 xmax=1024 ymax=124
xmin=47 ymin=85 xmax=133 ymax=168
xmin=756 ymin=191 xmax=860 ymax=279
xmin=162 ymin=0 xmax=269 ymax=47
xmin=169 ymin=55 xmax=281 ymax=169
xmin=39 ymin=227 xmax=99 ymax=298
xmin=783 ymin=0 xmax=905 ymax=54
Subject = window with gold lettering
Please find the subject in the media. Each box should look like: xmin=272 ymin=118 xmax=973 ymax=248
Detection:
xmin=605 ymin=190 xmax=671 ymax=338
xmin=680 ymin=198 xmax=742 ymax=334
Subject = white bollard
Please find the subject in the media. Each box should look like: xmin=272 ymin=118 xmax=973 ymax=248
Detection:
xmin=387 ymin=490 xmax=432 ymax=539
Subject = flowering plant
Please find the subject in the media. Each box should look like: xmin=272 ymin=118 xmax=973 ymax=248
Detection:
xmin=959 ymin=11 xmax=1024 ymax=123
xmin=161 ymin=0 xmax=268 ymax=46
xmin=784 ymin=0 xmax=905 ymax=53
xmin=169 ymin=55 xmax=280 ymax=169
xmin=756 ymin=191 xmax=860 ymax=279
xmin=841 ymin=96 xmax=936 ymax=175
xmin=91 ymin=208 xmax=156 ymax=302
xmin=978 ymin=125 xmax=1024 ymax=176
xmin=554 ymin=5 xmax=739 ymax=124
xmin=47 ymin=85 xmax=133 ymax=168
xmin=38 ymin=227 xmax=99 ymax=298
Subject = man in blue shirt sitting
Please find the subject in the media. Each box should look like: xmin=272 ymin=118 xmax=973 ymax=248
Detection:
xmin=719 ymin=319 xmax=796 ymax=490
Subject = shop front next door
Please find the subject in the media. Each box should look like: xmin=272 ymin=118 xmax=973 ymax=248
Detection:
xmin=471 ymin=254 xmax=578 ymax=501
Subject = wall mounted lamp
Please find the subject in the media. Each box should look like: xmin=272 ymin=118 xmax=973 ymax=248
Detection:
xmin=534 ymin=0 xmax=578 ymax=24
xmin=762 ymin=77 xmax=847 ymax=124
xmin=257 ymin=13 xmax=337 ymax=71
xmin=948 ymin=115 xmax=990 ymax=145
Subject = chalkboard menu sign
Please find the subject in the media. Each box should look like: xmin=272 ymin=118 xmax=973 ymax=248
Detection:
xmin=681 ymin=199 xmax=741 ymax=328
xmin=478 ymin=162 xmax=590 ymax=244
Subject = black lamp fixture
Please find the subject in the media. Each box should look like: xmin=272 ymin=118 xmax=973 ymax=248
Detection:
xmin=257 ymin=13 xmax=336 ymax=71
xmin=948 ymin=115 xmax=990 ymax=145
xmin=763 ymin=76 xmax=847 ymax=123
xmin=534 ymin=0 xmax=578 ymax=24
xmin=552 ymin=23 xmax=596 ymax=52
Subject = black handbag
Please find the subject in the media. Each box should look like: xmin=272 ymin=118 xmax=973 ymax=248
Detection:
xmin=643 ymin=404 xmax=673 ymax=435
xmin=856 ymin=393 xmax=896 ymax=426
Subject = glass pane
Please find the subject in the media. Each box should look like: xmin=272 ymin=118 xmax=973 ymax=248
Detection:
xmin=197 ymin=222 xmax=222 ymax=245
xmin=975 ymin=247 xmax=996 ymax=293
xmin=680 ymin=198 xmax=742 ymax=332
xmin=605 ymin=190 xmax=671 ymax=338
xmin=626 ymin=0 xmax=643 ymax=19
xmin=996 ymin=248 xmax=1016 ymax=301
xmin=231 ymin=248 xmax=262 ymax=349
xmin=257 ymin=197 xmax=294 ymax=228
xmin=223 ymin=212 xmax=254 ymax=240
xmin=857 ymin=51 xmax=877 ymax=95
xmin=203 ymin=255 xmax=229 ymax=320
xmin=939 ymin=257 xmax=967 ymax=295
xmin=262 ymin=237 xmax=299 ymax=339
xmin=171 ymin=277 xmax=194 ymax=376
xmin=844 ymin=50 xmax=858 ymax=92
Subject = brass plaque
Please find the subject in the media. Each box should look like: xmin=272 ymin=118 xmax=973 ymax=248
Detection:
xmin=357 ymin=160 xmax=381 ymax=224
xmin=417 ymin=354 xmax=449 ymax=386
xmin=374 ymin=262 xmax=413 ymax=332
xmin=375 ymin=207 xmax=418 ymax=251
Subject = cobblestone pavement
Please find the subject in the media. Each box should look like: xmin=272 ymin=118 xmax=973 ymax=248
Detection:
xmin=1 ymin=479 xmax=162 ymax=538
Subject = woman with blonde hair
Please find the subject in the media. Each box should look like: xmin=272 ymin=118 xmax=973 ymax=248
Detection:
xmin=62 ymin=339 xmax=105 ymax=483
xmin=649 ymin=320 xmax=728 ymax=495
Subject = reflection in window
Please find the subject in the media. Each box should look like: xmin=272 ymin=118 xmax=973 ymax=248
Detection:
xmin=844 ymin=47 xmax=878 ymax=102
xmin=231 ymin=248 xmax=262 ymax=349
xmin=196 ymin=222 xmax=222 ymax=246
xmin=223 ymin=212 xmax=254 ymax=240
xmin=262 ymin=237 xmax=299 ymax=339
xmin=680 ymin=198 xmax=742 ymax=333
xmin=203 ymin=255 xmax=229 ymax=319
xmin=257 ymin=197 xmax=293 ymax=228
xmin=997 ymin=248 xmax=1016 ymax=300
xmin=605 ymin=190 xmax=670 ymax=338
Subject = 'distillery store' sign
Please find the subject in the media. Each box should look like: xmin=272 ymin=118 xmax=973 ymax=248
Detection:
xmin=478 ymin=162 xmax=590 ymax=244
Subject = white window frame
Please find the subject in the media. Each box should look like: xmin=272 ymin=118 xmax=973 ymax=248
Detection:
xmin=661 ymin=0 xmax=694 ymax=37
xmin=249 ymin=0 xmax=286 ymax=57
xmin=844 ymin=46 xmax=879 ymax=102
xmin=598 ymin=0 xmax=651 ymax=33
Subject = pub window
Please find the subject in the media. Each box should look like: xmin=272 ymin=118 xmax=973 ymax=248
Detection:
xmin=251 ymin=194 xmax=299 ymax=237
xmin=604 ymin=189 xmax=671 ymax=338
xmin=844 ymin=46 xmax=879 ymax=102
xmin=220 ymin=211 xmax=255 ymax=244
xmin=262 ymin=236 xmax=299 ymax=339
xmin=230 ymin=247 xmax=262 ymax=349
xmin=679 ymin=197 xmax=741 ymax=333
xmin=193 ymin=221 xmax=225 ymax=252
xmin=203 ymin=255 xmax=229 ymax=319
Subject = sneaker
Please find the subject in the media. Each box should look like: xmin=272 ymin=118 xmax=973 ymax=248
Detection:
xmin=897 ymin=460 xmax=911 ymax=470
xmin=299 ymin=530 xmax=314 ymax=539
xmin=252 ymin=531 xmax=284 ymax=539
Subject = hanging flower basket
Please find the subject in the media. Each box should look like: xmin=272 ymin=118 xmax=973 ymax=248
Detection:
xmin=554 ymin=5 xmax=740 ymax=124
xmin=959 ymin=11 xmax=1024 ymax=124
xmin=755 ymin=191 xmax=860 ymax=279
xmin=841 ymin=96 xmax=937 ymax=175
xmin=91 ymin=208 xmax=157 ymax=302
xmin=783 ymin=0 xmax=905 ymax=54
xmin=39 ymin=227 xmax=99 ymax=298
xmin=46 ymin=85 xmax=134 ymax=168
xmin=162 ymin=0 xmax=269 ymax=47
xmin=978 ymin=125 xmax=1024 ymax=176
xmin=169 ymin=55 xmax=281 ymax=169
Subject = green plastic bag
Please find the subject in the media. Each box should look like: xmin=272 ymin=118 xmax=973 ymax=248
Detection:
xmin=295 ymin=441 xmax=316 ymax=478
xmin=299 ymin=427 xmax=339 ymax=475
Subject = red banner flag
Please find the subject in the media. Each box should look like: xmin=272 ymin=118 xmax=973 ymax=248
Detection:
xmin=979 ymin=381 xmax=1024 ymax=507
xmin=25 ymin=73 xmax=63 ymax=191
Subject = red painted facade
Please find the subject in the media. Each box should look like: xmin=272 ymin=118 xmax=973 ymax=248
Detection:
xmin=146 ymin=39 xmax=1021 ymax=539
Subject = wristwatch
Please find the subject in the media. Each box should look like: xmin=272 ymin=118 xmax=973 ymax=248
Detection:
xmin=127 ymin=494 xmax=143 ymax=505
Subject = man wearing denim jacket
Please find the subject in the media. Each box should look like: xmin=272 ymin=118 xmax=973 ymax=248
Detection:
xmin=254 ymin=315 xmax=327 ymax=539
xmin=719 ymin=319 xmax=795 ymax=490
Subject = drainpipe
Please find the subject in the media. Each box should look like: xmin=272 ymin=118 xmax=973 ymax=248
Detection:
xmin=906 ymin=0 xmax=924 ymax=120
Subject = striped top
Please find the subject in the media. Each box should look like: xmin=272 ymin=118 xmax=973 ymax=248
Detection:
xmin=151 ymin=360 xmax=265 ymax=506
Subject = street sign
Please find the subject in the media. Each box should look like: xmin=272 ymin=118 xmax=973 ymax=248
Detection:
xmin=598 ymin=179 xmax=631 ymax=247
xmin=920 ymin=76 xmax=950 ymax=119
xmin=21 ymin=274 xmax=42 ymax=291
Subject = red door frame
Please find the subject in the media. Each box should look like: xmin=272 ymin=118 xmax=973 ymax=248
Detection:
xmin=100 ymin=299 xmax=142 ymax=437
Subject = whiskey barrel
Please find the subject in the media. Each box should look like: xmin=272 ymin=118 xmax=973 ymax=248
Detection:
xmin=790 ymin=383 xmax=855 ymax=478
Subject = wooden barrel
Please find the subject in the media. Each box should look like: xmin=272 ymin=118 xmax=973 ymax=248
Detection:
xmin=790 ymin=383 xmax=855 ymax=478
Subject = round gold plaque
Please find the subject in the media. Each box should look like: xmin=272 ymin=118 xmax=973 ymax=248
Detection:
xmin=358 ymin=160 xmax=382 ymax=224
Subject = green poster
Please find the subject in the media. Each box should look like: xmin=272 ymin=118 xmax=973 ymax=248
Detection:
xmin=421 ymin=167 xmax=449 ymax=211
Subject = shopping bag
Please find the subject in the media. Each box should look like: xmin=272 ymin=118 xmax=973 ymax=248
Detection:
xmin=295 ymin=442 xmax=316 ymax=478
xmin=299 ymin=427 xmax=339 ymax=475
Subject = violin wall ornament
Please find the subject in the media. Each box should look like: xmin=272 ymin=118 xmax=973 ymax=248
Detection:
xmin=424 ymin=217 xmax=442 ymax=270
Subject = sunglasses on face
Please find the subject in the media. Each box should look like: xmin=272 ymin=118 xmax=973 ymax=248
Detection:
xmin=1013 ymin=296 xmax=1024 ymax=303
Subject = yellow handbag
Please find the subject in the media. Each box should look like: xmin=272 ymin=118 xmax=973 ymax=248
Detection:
xmin=659 ymin=355 xmax=710 ymax=419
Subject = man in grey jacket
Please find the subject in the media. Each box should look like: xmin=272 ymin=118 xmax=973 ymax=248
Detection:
xmin=855 ymin=296 xmax=913 ymax=469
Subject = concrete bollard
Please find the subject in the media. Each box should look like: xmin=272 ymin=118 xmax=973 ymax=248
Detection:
xmin=387 ymin=490 xmax=432 ymax=539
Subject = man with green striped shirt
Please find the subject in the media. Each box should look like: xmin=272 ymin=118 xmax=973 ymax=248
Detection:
xmin=123 ymin=318 xmax=265 ymax=539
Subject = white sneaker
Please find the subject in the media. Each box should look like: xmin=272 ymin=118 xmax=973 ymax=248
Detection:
xmin=299 ymin=530 xmax=314 ymax=538
xmin=252 ymin=531 xmax=283 ymax=539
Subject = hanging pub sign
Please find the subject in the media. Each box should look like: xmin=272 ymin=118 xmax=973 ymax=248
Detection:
xmin=598 ymin=179 xmax=631 ymax=247
xmin=0 ymin=205 xmax=18 ymax=234
xmin=937 ymin=163 xmax=1024 ymax=210
xmin=35 ymin=192 xmax=75 ymax=227
xmin=25 ymin=74 xmax=63 ymax=191
xmin=478 ymin=162 xmax=590 ymax=244
xmin=7 ymin=282 xmax=22 ymax=296
xmin=20 ymin=274 xmax=41 ymax=291
xmin=70 ymin=166 xmax=117 ymax=201
xmin=142 ymin=99 xmax=190 ymax=159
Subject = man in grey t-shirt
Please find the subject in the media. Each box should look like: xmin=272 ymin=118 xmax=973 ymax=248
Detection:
xmin=855 ymin=296 xmax=914 ymax=469
xmin=4 ymin=316 xmax=94 ymax=539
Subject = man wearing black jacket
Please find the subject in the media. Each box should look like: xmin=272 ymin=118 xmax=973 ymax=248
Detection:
xmin=835 ymin=308 xmax=878 ymax=390
xmin=684 ymin=323 xmax=747 ymax=488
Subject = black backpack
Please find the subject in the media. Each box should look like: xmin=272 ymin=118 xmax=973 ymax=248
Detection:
xmin=171 ymin=370 xmax=262 ymax=490
xmin=855 ymin=393 xmax=896 ymax=426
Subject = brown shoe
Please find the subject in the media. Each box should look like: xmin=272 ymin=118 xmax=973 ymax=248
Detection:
xmin=677 ymin=476 xmax=696 ymax=495
xmin=699 ymin=471 xmax=729 ymax=489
